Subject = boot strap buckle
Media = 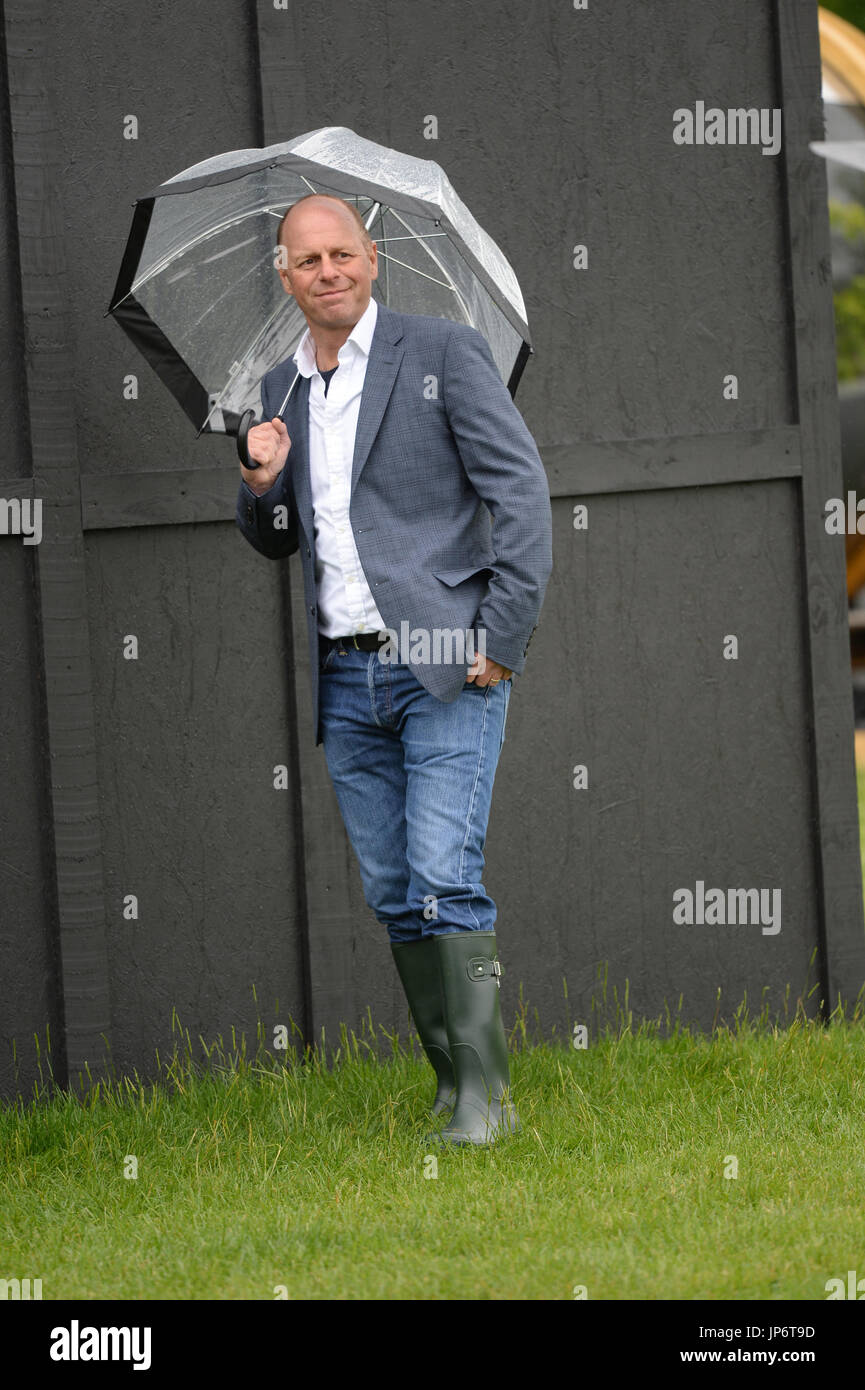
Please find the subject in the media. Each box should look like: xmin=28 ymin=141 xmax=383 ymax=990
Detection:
xmin=467 ymin=956 xmax=502 ymax=986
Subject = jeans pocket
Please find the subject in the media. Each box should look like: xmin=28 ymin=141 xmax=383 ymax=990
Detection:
xmin=499 ymin=679 xmax=511 ymax=750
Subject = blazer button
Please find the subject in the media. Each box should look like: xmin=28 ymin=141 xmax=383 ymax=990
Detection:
xmin=309 ymin=605 xmax=316 ymax=614
xmin=246 ymin=505 xmax=253 ymax=521
xmin=306 ymin=546 xmax=311 ymax=557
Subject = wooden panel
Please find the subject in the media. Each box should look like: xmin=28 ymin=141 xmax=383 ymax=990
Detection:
xmin=84 ymin=523 xmax=308 ymax=1075
xmin=775 ymin=0 xmax=865 ymax=1004
xmin=81 ymin=466 xmax=240 ymax=531
xmin=76 ymin=426 xmax=803 ymax=533
xmin=1 ymin=0 xmax=861 ymax=1096
xmin=5 ymin=0 xmax=112 ymax=1083
xmin=490 ymin=482 xmax=824 ymax=1033
xmin=543 ymin=426 xmax=801 ymax=497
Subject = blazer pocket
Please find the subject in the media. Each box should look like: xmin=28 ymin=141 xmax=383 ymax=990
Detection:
xmin=432 ymin=563 xmax=495 ymax=586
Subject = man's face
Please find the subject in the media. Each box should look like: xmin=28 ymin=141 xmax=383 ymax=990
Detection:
xmin=277 ymin=200 xmax=378 ymax=330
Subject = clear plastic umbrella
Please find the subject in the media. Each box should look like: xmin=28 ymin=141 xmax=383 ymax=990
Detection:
xmin=107 ymin=126 xmax=532 ymax=453
xmin=810 ymin=139 xmax=865 ymax=173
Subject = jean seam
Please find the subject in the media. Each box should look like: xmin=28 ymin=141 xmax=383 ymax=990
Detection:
xmin=366 ymin=650 xmax=389 ymax=728
xmin=457 ymin=686 xmax=490 ymax=930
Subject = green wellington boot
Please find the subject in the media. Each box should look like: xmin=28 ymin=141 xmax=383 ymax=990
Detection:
xmin=428 ymin=931 xmax=520 ymax=1147
xmin=390 ymin=938 xmax=457 ymax=1115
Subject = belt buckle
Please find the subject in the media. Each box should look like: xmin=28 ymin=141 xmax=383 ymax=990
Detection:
xmin=352 ymin=634 xmax=360 ymax=650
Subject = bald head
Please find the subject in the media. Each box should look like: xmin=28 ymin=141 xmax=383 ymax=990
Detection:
xmin=274 ymin=193 xmax=379 ymax=346
xmin=277 ymin=194 xmax=372 ymax=253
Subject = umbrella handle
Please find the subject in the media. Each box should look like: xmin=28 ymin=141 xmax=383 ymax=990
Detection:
xmin=237 ymin=372 xmax=299 ymax=469
xmin=236 ymin=408 xmax=259 ymax=469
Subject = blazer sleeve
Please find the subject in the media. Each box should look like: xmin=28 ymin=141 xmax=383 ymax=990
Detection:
xmin=441 ymin=324 xmax=553 ymax=674
xmin=234 ymin=373 xmax=300 ymax=560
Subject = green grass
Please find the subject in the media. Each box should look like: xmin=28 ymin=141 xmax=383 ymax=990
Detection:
xmin=2 ymin=982 xmax=865 ymax=1300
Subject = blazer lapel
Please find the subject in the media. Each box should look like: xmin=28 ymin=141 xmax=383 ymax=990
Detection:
xmin=283 ymin=370 xmax=313 ymax=554
xmin=350 ymin=306 xmax=404 ymax=497
xmin=283 ymin=303 xmax=405 ymax=551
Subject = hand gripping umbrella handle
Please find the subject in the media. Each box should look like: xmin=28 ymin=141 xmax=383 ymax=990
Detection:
xmin=236 ymin=408 xmax=258 ymax=468
xmin=236 ymin=369 xmax=302 ymax=470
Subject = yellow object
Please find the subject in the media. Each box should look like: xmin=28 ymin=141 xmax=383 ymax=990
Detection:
xmin=819 ymin=8 xmax=865 ymax=103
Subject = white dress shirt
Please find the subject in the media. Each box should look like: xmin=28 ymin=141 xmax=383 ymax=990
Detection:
xmin=291 ymin=296 xmax=387 ymax=639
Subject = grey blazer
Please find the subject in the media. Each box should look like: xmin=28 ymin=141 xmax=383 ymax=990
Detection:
xmin=235 ymin=302 xmax=553 ymax=746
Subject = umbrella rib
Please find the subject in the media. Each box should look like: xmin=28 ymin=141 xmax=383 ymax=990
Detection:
xmin=127 ymin=184 xmax=344 ymax=296
xmin=183 ymin=251 xmax=278 ymax=339
xmin=360 ymin=232 xmax=450 ymax=242
xmin=384 ymin=206 xmax=474 ymax=325
xmin=125 ymin=207 xmax=450 ymax=302
xmin=261 ymin=205 xmax=447 ymax=243
xmin=261 ymin=204 xmax=448 ymax=243
xmin=198 ymin=299 xmax=300 ymax=431
xmin=373 ymin=249 xmax=455 ymax=291
xmin=127 ymin=215 xmax=274 ymax=298
xmin=380 ymin=207 xmax=390 ymax=303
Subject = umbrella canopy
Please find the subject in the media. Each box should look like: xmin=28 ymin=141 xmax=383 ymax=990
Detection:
xmin=810 ymin=139 xmax=865 ymax=173
xmin=107 ymin=126 xmax=532 ymax=437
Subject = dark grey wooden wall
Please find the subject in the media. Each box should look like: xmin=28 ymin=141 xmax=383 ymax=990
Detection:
xmin=2 ymin=0 xmax=863 ymax=1100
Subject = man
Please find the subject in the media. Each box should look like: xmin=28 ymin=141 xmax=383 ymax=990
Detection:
xmin=235 ymin=194 xmax=552 ymax=1145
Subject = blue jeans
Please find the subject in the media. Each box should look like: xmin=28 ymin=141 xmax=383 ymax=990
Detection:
xmin=318 ymin=637 xmax=512 ymax=943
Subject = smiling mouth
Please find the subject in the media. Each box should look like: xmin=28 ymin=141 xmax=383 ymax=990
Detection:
xmin=318 ymin=290 xmax=346 ymax=298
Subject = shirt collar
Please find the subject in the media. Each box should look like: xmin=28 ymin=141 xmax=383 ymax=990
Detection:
xmin=293 ymin=296 xmax=379 ymax=378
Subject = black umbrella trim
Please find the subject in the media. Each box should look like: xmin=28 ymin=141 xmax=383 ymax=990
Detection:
xmin=506 ymin=339 xmax=532 ymax=399
xmin=107 ymin=197 xmax=157 ymax=316
xmin=111 ymin=290 xmax=213 ymax=432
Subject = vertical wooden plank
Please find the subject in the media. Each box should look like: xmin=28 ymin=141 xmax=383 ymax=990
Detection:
xmin=251 ymin=0 xmax=357 ymax=1052
xmin=253 ymin=0 xmax=406 ymax=1054
xmin=5 ymin=1 xmax=112 ymax=1080
xmin=774 ymin=0 xmax=865 ymax=1007
xmin=284 ymin=561 xmax=358 ymax=1049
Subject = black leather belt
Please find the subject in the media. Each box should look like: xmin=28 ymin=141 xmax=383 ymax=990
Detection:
xmin=319 ymin=631 xmax=389 ymax=652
